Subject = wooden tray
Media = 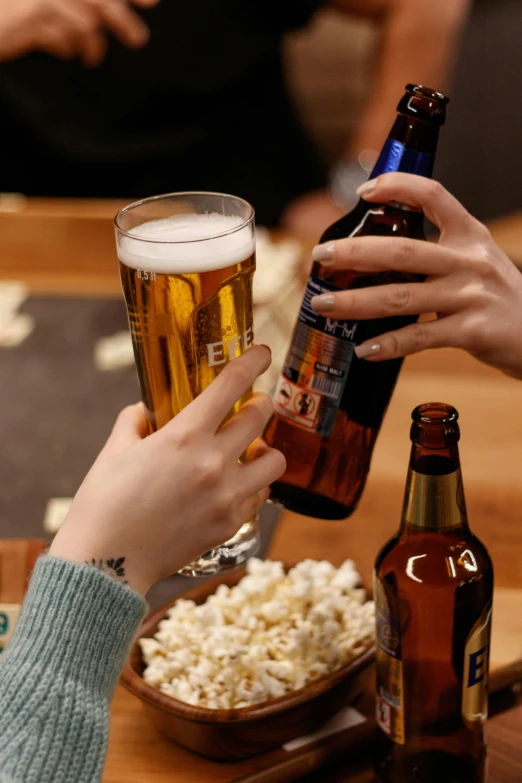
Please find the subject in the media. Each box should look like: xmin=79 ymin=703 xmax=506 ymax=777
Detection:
xmin=107 ymin=658 xmax=522 ymax=783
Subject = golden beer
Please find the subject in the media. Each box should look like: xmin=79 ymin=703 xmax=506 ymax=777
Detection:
xmin=115 ymin=194 xmax=257 ymax=576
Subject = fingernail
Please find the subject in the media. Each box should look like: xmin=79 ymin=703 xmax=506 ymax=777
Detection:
xmin=312 ymin=242 xmax=336 ymax=263
xmin=355 ymin=343 xmax=380 ymax=359
xmin=311 ymin=293 xmax=335 ymax=312
xmin=356 ymin=178 xmax=378 ymax=197
xmin=260 ymin=344 xmax=272 ymax=356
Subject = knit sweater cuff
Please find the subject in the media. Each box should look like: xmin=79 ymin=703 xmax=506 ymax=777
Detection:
xmin=5 ymin=556 xmax=147 ymax=695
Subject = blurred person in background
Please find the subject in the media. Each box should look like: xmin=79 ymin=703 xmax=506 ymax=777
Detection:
xmin=0 ymin=0 xmax=469 ymax=230
xmin=432 ymin=0 xmax=522 ymax=225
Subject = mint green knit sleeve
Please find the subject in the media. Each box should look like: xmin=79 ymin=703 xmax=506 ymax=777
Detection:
xmin=0 ymin=556 xmax=147 ymax=783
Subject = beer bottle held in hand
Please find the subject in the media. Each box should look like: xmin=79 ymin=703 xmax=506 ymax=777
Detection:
xmin=265 ymin=85 xmax=449 ymax=519
xmin=374 ymin=403 xmax=493 ymax=783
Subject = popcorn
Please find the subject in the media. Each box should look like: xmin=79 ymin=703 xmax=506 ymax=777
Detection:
xmin=140 ymin=558 xmax=375 ymax=709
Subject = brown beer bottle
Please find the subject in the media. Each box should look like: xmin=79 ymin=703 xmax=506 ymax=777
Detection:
xmin=265 ymin=85 xmax=449 ymax=519
xmin=373 ymin=403 xmax=493 ymax=783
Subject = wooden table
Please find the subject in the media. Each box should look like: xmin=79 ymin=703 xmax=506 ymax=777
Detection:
xmin=2 ymin=199 xmax=522 ymax=780
xmin=0 ymin=199 xmax=521 ymax=295
xmin=103 ymin=685 xmax=522 ymax=782
xmin=103 ymin=209 xmax=522 ymax=778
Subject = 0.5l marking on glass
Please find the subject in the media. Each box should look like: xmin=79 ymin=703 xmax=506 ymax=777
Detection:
xmin=274 ymin=274 xmax=357 ymax=437
xmin=136 ymin=269 xmax=157 ymax=281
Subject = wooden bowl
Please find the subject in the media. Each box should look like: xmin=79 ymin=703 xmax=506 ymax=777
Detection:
xmin=122 ymin=565 xmax=375 ymax=761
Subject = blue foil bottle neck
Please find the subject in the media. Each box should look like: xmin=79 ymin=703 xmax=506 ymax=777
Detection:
xmin=370 ymin=138 xmax=434 ymax=180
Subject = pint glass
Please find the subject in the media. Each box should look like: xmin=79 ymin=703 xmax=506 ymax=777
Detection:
xmin=114 ymin=193 xmax=258 ymax=576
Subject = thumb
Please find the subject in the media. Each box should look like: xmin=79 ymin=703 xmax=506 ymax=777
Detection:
xmin=97 ymin=403 xmax=149 ymax=461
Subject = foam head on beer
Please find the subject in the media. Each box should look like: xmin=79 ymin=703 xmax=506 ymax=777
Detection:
xmin=117 ymin=213 xmax=255 ymax=273
xmin=117 ymin=207 xmax=256 ymax=424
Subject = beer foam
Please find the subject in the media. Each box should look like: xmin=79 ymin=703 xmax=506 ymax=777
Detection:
xmin=117 ymin=213 xmax=255 ymax=273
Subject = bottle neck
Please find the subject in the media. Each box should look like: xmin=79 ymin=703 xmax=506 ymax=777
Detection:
xmin=370 ymin=114 xmax=440 ymax=181
xmin=400 ymin=445 xmax=469 ymax=533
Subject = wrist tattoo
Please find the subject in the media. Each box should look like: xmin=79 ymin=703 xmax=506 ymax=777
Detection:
xmin=86 ymin=557 xmax=128 ymax=584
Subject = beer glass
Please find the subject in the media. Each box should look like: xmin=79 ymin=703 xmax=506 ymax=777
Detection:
xmin=114 ymin=193 xmax=258 ymax=576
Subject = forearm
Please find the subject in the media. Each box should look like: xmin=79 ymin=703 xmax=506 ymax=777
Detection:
xmin=0 ymin=557 xmax=146 ymax=783
xmin=345 ymin=0 xmax=471 ymax=156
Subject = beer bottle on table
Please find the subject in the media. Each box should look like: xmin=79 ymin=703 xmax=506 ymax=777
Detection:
xmin=374 ymin=403 xmax=493 ymax=783
xmin=265 ymin=85 xmax=449 ymax=519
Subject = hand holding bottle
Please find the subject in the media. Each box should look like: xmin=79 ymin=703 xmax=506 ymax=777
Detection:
xmin=265 ymin=85 xmax=449 ymax=519
xmin=311 ymin=172 xmax=522 ymax=380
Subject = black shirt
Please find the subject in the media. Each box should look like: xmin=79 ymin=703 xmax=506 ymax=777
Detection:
xmin=0 ymin=0 xmax=326 ymax=225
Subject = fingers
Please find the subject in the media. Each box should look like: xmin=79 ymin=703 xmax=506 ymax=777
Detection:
xmin=38 ymin=2 xmax=97 ymax=61
xmin=311 ymin=279 xmax=459 ymax=321
xmin=98 ymin=403 xmax=148 ymax=459
xmin=176 ymin=346 xmax=272 ymax=434
xmin=312 ymin=235 xmax=464 ymax=276
xmin=245 ymin=437 xmax=272 ymax=462
xmin=36 ymin=0 xmax=152 ymax=65
xmin=38 ymin=6 xmax=106 ymax=65
xmin=96 ymin=0 xmax=151 ymax=48
xmin=354 ymin=315 xmax=463 ymax=362
xmin=238 ymin=487 xmax=271 ymax=522
xmin=39 ymin=22 xmax=78 ymax=59
xmin=79 ymin=29 xmax=107 ymax=67
xmin=356 ymin=173 xmax=486 ymax=242
xmin=239 ymin=445 xmax=286 ymax=499
xmin=216 ymin=394 xmax=274 ymax=458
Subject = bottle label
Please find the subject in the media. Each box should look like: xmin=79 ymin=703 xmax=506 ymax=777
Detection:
xmin=273 ymin=275 xmax=357 ymax=437
xmin=371 ymin=139 xmax=434 ymax=179
xmin=374 ymin=577 xmax=405 ymax=745
xmin=462 ymin=602 xmax=492 ymax=730
xmin=402 ymin=468 xmax=468 ymax=530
